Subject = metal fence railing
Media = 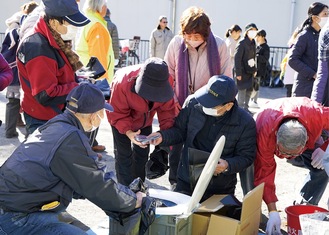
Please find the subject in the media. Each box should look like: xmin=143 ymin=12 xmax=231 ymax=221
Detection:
xmin=269 ymin=46 xmax=289 ymax=71
xmin=0 ymin=32 xmax=288 ymax=72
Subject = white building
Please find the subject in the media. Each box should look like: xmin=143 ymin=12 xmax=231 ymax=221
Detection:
xmin=0 ymin=0 xmax=325 ymax=67
xmin=1 ymin=0 xmax=322 ymax=46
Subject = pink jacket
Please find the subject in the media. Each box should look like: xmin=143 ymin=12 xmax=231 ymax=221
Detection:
xmin=164 ymin=35 xmax=232 ymax=104
xmin=254 ymin=97 xmax=329 ymax=204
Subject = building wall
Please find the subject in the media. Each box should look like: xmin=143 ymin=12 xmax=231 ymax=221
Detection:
xmin=0 ymin=0 xmax=322 ymax=47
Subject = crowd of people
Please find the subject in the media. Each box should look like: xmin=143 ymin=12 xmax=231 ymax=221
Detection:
xmin=0 ymin=1 xmax=329 ymax=235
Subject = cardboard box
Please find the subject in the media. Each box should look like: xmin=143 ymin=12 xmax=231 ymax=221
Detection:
xmin=192 ymin=183 xmax=265 ymax=235
xmin=145 ymin=136 xmax=227 ymax=235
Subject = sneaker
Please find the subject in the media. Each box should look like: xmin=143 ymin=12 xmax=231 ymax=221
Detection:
xmin=92 ymin=145 xmax=106 ymax=153
xmin=170 ymin=183 xmax=177 ymax=191
xmin=249 ymin=101 xmax=259 ymax=108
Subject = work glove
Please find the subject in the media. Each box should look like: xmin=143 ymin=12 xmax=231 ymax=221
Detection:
xmin=311 ymin=148 xmax=325 ymax=169
xmin=266 ymin=211 xmax=282 ymax=235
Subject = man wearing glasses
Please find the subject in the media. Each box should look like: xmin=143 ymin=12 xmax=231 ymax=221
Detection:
xmin=149 ymin=16 xmax=174 ymax=59
xmin=254 ymin=96 xmax=329 ymax=234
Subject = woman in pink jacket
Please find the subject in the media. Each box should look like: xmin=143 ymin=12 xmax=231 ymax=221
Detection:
xmin=164 ymin=6 xmax=232 ymax=189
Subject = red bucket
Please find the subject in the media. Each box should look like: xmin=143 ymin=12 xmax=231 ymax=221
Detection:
xmin=285 ymin=205 xmax=328 ymax=235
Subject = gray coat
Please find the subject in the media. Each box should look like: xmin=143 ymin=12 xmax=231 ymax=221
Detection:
xmin=149 ymin=27 xmax=174 ymax=59
xmin=104 ymin=15 xmax=120 ymax=60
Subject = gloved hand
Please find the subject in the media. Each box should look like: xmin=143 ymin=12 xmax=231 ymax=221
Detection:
xmin=266 ymin=211 xmax=282 ymax=235
xmin=311 ymin=148 xmax=325 ymax=169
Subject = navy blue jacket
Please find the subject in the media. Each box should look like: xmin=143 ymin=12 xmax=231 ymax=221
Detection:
xmin=0 ymin=111 xmax=137 ymax=214
xmin=289 ymin=26 xmax=319 ymax=97
xmin=160 ymin=97 xmax=256 ymax=194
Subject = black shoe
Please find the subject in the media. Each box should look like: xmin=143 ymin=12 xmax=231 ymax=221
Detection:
xmin=287 ymin=156 xmax=304 ymax=167
xmin=6 ymin=132 xmax=18 ymax=138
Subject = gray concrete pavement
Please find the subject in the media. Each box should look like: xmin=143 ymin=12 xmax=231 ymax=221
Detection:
xmin=0 ymin=86 xmax=328 ymax=234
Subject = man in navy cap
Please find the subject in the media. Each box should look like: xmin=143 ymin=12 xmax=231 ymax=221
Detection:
xmin=149 ymin=75 xmax=256 ymax=199
xmin=0 ymin=84 xmax=145 ymax=234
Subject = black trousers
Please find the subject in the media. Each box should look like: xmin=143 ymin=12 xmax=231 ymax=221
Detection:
xmin=5 ymin=98 xmax=20 ymax=136
xmin=168 ymin=143 xmax=183 ymax=185
xmin=111 ymin=125 xmax=152 ymax=186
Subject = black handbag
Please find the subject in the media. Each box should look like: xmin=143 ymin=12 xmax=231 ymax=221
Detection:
xmin=188 ymin=148 xmax=210 ymax=189
xmin=85 ymin=56 xmax=106 ymax=79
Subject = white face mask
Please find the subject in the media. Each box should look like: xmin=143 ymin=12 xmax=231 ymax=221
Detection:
xmin=247 ymin=30 xmax=257 ymax=39
xmin=202 ymin=107 xmax=221 ymax=117
xmin=61 ymin=24 xmax=78 ymax=41
xmin=187 ymin=39 xmax=204 ymax=48
xmin=318 ymin=16 xmax=328 ymax=29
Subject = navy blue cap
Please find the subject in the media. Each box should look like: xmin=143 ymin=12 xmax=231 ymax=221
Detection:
xmin=195 ymin=75 xmax=237 ymax=108
xmin=66 ymin=83 xmax=113 ymax=113
xmin=42 ymin=0 xmax=90 ymax=27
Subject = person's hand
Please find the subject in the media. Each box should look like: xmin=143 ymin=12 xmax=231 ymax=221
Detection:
xmin=135 ymin=191 xmax=146 ymax=208
xmin=148 ymin=133 xmax=163 ymax=145
xmin=311 ymin=148 xmax=326 ymax=169
xmin=266 ymin=211 xmax=282 ymax=235
xmin=126 ymin=130 xmax=147 ymax=148
xmin=236 ymin=76 xmax=242 ymax=81
xmin=213 ymin=159 xmax=228 ymax=176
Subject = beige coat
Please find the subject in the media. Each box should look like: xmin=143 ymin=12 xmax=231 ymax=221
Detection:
xmin=164 ymin=35 xmax=232 ymax=104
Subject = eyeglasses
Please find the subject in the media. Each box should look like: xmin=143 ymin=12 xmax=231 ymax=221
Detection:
xmin=276 ymin=145 xmax=305 ymax=159
xmin=162 ymin=21 xmax=168 ymax=23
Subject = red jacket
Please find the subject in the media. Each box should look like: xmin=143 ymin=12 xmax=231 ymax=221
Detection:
xmin=108 ymin=65 xmax=175 ymax=134
xmin=254 ymin=97 xmax=329 ymax=204
xmin=17 ymin=18 xmax=78 ymax=121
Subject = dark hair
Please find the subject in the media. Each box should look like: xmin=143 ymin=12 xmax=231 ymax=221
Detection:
xmin=44 ymin=14 xmax=65 ymax=25
xmin=256 ymin=29 xmax=266 ymax=37
xmin=225 ymin=24 xmax=242 ymax=38
xmin=179 ymin=7 xmax=211 ymax=39
xmin=22 ymin=1 xmax=39 ymax=14
xmin=298 ymin=2 xmax=328 ymax=34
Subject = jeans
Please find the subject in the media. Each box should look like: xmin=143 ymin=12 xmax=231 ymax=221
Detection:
xmin=23 ymin=112 xmax=47 ymax=138
xmin=300 ymin=149 xmax=329 ymax=205
xmin=0 ymin=210 xmax=86 ymax=235
xmin=111 ymin=125 xmax=152 ymax=186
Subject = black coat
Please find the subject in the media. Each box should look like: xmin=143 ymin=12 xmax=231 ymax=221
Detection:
xmin=256 ymin=42 xmax=270 ymax=77
xmin=234 ymin=36 xmax=257 ymax=90
xmin=160 ymin=97 xmax=256 ymax=194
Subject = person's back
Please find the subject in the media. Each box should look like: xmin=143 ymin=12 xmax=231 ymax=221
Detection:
xmin=104 ymin=8 xmax=120 ymax=60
